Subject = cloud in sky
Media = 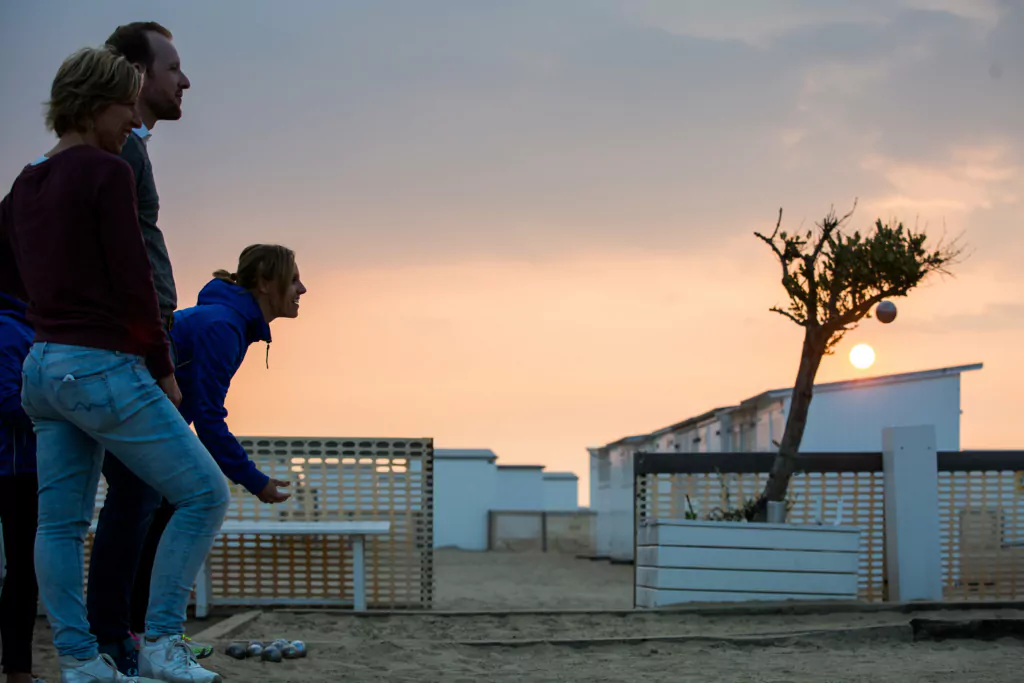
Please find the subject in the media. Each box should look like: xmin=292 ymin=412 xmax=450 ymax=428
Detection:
xmin=2 ymin=0 xmax=1019 ymax=268
xmin=909 ymin=302 xmax=1024 ymax=332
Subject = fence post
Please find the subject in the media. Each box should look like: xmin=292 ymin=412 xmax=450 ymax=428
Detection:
xmin=541 ymin=512 xmax=548 ymax=553
xmin=487 ymin=510 xmax=493 ymax=551
xmin=883 ymin=425 xmax=942 ymax=602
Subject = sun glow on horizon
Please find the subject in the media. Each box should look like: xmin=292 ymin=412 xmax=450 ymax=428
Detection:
xmin=849 ymin=343 xmax=876 ymax=370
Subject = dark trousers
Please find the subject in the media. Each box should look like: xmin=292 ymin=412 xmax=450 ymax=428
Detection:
xmin=0 ymin=473 xmax=39 ymax=675
xmin=85 ymin=454 xmax=162 ymax=644
xmin=127 ymin=498 xmax=175 ymax=635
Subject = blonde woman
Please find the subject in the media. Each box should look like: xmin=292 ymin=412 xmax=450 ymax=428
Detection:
xmin=0 ymin=46 xmax=226 ymax=683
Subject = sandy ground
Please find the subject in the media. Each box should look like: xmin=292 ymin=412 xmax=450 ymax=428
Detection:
xmin=434 ymin=548 xmax=635 ymax=610
xmin=22 ymin=550 xmax=1024 ymax=682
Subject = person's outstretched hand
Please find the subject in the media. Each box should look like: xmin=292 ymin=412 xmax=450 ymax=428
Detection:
xmin=257 ymin=478 xmax=291 ymax=504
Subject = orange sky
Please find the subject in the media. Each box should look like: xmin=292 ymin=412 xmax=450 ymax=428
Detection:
xmin=218 ymin=235 xmax=1021 ymax=506
xmin=2 ymin=1 xmax=1022 ymax=506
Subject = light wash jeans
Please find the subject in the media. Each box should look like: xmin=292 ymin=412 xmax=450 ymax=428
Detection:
xmin=20 ymin=342 xmax=229 ymax=661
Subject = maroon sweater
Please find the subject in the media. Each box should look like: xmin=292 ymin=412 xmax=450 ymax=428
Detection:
xmin=0 ymin=145 xmax=173 ymax=379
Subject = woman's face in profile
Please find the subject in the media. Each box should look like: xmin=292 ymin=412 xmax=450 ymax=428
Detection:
xmin=92 ymin=100 xmax=141 ymax=155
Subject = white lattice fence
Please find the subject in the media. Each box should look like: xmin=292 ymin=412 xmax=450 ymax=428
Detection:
xmin=639 ymin=469 xmax=886 ymax=601
xmin=635 ymin=451 xmax=1024 ymax=605
xmin=84 ymin=436 xmax=434 ymax=610
xmin=939 ymin=469 xmax=1024 ymax=600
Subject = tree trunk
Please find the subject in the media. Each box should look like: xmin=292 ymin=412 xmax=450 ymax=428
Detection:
xmin=754 ymin=327 xmax=827 ymax=520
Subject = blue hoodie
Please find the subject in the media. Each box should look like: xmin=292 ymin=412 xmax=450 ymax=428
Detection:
xmin=0 ymin=291 xmax=35 ymax=477
xmin=170 ymin=278 xmax=272 ymax=495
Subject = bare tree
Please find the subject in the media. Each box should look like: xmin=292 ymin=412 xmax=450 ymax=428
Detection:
xmin=751 ymin=201 xmax=962 ymax=520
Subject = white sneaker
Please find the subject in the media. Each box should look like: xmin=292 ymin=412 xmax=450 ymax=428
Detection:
xmin=59 ymin=653 xmax=161 ymax=683
xmin=139 ymin=636 xmax=223 ymax=683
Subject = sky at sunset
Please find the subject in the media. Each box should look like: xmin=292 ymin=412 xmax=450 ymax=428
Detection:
xmin=2 ymin=1 xmax=1021 ymax=505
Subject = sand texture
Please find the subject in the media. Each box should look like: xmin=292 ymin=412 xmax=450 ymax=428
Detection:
xmin=23 ymin=550 xmax=1024 ymax=682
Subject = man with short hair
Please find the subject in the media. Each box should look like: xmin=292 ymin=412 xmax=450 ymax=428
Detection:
xmin=85 ymin=21 xmax=210 ymax=680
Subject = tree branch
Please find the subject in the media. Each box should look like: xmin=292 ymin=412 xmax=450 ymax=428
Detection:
xmin=769 ymin=307 xmax=804 ymax=326
xmin=802 ymin=253 xmax=820 ymax=325
xmin=756 ymin=208 xmax=812 ymax=310
xmin=753 ymin=208 xmax=787 ymax=269
xmin=811 ymin=200 xmax=856 ymax=266
xmin=819 ymin=205 xmax=858 ymax=322
xmin=826 ymin=270 xmax=842 ymax=319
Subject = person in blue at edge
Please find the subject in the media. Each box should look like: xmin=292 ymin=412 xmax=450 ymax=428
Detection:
xmin=124 ymin=244 xmax=306 ymax=639
xmin=0 ymin=290 xmax=42 ymax=683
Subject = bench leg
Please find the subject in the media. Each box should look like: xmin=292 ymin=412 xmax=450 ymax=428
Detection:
xmin=194 ymin=561 xmax=211 ymax=619
xmin=352 ymin=535 xmax=366 ymax=612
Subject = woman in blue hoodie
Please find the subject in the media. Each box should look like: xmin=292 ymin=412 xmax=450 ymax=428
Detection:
xmin=0 ymin=291 xmax=42 ymax=683
xmin=122 ymin=244 xmax=305 ymax=639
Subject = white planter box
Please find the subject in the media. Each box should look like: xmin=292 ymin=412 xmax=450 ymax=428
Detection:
xmin=635 ymin=518 xmax=861 ymax=608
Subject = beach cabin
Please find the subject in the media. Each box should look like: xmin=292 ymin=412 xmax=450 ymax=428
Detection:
xmin=592 ymin=363 xmax=982 ymax=562
xmin=493 ymin=465 xmax=546 ymax=511
xmin=588 ymin=445 xmax=611 ymax=557
xmin=432 ymin=453 xmax=586 ymax=550
xmin=543 ymin=472 xmax=580 ymax=511
xmin=433 ymin=449 xmax=498 ymax=550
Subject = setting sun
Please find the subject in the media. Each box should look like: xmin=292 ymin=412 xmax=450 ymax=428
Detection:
xmin=850 ymin=344 xmax=876 ymax=369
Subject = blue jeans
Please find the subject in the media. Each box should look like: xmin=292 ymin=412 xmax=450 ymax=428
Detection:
xmin=20 ymin=342 xmax=229 ymax=661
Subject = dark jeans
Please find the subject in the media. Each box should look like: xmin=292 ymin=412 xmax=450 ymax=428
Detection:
xmin=0 ymin=473 xmax=39 ymax=674
xmin=128 ymin=498 xmax=175 ymax=635
xmin=85 ymin=454 xmax=162 ymax=644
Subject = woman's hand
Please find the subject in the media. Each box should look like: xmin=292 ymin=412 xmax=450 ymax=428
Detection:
xmin=257 ymin=478 xmax=292 ymax=504
xmin=157 ymin=374 xmax=182 ymax=407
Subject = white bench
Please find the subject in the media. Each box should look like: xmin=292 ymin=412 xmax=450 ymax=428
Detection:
xmin=87 ymin=519 xmax=391 ymax=614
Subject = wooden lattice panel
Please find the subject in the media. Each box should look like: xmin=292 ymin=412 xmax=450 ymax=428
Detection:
xmin=217 ymin=437 xmax=434 ymax=609
xmin=939 ymin=469 xmax=1024 ymax=600
xmin=84 ymin=436 xmax=434 ymax=610
xmin=637 ymin=471 xmax=887 ymax=601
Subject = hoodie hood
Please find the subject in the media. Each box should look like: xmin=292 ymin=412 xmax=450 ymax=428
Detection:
xmin=167 ymin=279 xmax=275 ymax=495
xmin=0 ymin=291 xmax=28 ymax=325
xmin=195 ymin=278 xmax=271 ymax=345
